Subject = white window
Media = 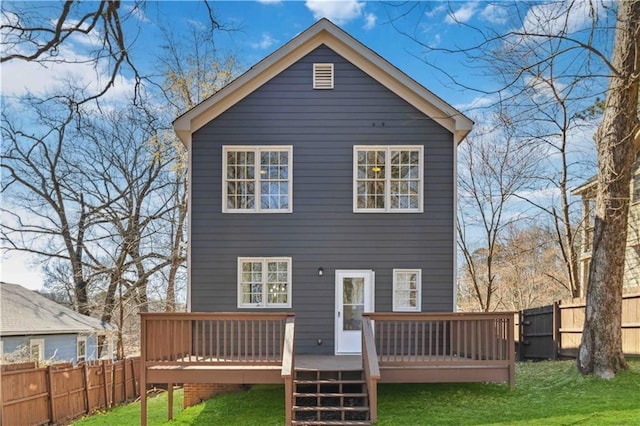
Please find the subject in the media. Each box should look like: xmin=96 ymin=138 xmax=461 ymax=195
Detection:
xmin=223 ymin=146 xmax=293 ymax=213
xmin=354 ymin=146 xmax=423 ymax=212
xmin=30 ymin=338 xmax=45 ymax=361
xmin=238 ymin=257 xmax=292 ymax=308
xmin=313 ymin=63 xmax=334 ymax=89
xmin=77 ymin=336 xmax=87 ymax=362
xmin=393 ymin=269 xmax=422 ymax=312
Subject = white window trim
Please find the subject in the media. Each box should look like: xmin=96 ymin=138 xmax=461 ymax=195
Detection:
xmin=222 ymin=146 xmax=293 ymax=213
xmin=353 ymin=145 xmax=424 ymax=213
xmin=237 ymin=257 xmax=292 ymax=308
xmin=77 ymin=335 xmax=87 ymax=362
xmin=393 ymin=269 xmax=422 ymax=312
xmin=30 ymin=338 xmax=45 ymax=361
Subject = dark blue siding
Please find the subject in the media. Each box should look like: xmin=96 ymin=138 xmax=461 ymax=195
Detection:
xmin=191 ymin=45 xmax=455 ymax=354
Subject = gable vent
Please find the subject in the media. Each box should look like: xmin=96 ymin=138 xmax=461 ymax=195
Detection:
xmin=313 ymin=63 xmax=334 ymax=89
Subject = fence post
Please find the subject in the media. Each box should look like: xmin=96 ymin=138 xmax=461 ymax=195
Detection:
xmin=111 ymin=361 xmax=117 ymax=406
xmin=130 ymin=358 xmax=138 ymax=398
xmin=552 ymin=301 xmax=561 ymax=360
xmin=122 ymin=359 xmax=127 ymax=402
xmin=46 ymin=365 xmax=55 ymax=424
xmin=82 ymin=363 xmax=90 ymax=414
xmin=101 ymin=361 xmax=109 ymax=409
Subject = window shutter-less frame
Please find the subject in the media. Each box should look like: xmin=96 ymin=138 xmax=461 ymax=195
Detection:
xmin=313 ymin=63 xmax=334 ymax=89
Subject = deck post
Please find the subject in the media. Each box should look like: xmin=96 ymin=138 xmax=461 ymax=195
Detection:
xmin=168 ymin=383 xmax=174 ymax=420
xmin=282 ymin=315 xmax=295 ymax=426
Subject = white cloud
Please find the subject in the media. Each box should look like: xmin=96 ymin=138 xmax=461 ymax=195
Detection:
xmin=124 ymin=3 xmax=151 ymax=23
xmin=251 ymin=33 xmax=278 ymax=50
xmin=426 ymin=4 xmax=447 ymax=18
xmin=521 ymin=1 xmax=607 ymax=36
xmin=305 ymin=0 xmax=364 ymax=25
xmin=0 ymin=44 xmax=136 ymax=104
xmin=480 ymin=3 xmax=509 ymax=25
xmin=363 ymin=12 xmax=377 ymax=30
xmin=454 ymin=95 xmax=496 ymax=112
xmin=445 ymin=2 xmax=478 ymax=24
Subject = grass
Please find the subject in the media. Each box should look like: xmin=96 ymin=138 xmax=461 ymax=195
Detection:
xmin=73 ymin=359 xmax=640 ymax=425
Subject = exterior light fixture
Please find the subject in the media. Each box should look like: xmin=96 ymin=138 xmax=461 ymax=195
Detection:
xmin=318 ymin=267 xmax=324 ymax=276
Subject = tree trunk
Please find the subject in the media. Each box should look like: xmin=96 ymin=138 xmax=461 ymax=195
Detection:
xmin=578 ymin=0 xmax=640 ymax=378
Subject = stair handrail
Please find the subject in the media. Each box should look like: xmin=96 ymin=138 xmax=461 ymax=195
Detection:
xmin=362 ymin=316 xmax=380 ymax=423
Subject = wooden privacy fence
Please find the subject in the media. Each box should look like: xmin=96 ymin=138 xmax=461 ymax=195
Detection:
xmin=519 ymin=292 xmax=640 ymax=360
xmin=1 ymin=357 xmax=140 ymax=426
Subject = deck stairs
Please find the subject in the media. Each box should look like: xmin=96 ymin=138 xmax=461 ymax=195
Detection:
xmin=291 ymin=367 xmax=370 ymax=426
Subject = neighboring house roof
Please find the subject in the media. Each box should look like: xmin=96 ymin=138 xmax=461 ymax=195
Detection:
xmin=173 ymin=18 xmax=473 ymax=147
xmin=0 ymin=282 xmax=115 ymax=336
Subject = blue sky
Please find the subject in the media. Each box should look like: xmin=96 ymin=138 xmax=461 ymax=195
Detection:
xmin=1 ymin=1 xmax=610 ymax=289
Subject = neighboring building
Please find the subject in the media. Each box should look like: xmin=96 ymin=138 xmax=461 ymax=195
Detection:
xmin=173 ymin=18 xmax=473 ymax=355
xmin=0 ymin=282 xmax=115 ymax=363
xmin=573 ymin=132 xmax=640 ymax=296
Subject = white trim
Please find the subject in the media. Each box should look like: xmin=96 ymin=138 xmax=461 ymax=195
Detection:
xmin=187 ymin=136 xmax=193 ymax=312
xmin=30 ymin=338 xmax=45 ymax=361
xmin=353 ymin=145 xmax=424 ymax=213
xmin=313 ymin=63 xmax=334 ymax=89
xmin=77 ymin=335 xmax=87 ymax=362
xmin=173 ymin=19 xmax=472 ymax=147
xmin=237 ymin=257 xmax=292 ymax=308
xmin=453 ymin=137 xmax=458 ymax=312
xmin=222 ymin=146 xmax=293 ymax=213
xmin=392 ymin=269 xmax=422 ymax=312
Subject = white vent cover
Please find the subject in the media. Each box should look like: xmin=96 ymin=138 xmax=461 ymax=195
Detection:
xmin=313 ymin=63 xmax=334 ymax=89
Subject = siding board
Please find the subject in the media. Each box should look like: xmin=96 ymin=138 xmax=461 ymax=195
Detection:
xmin=190 ymin=45 xmax=455 ymax=354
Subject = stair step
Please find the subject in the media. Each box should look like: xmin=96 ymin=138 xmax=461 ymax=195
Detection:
xmin=294 ymin=392 xmax=368 ymax=398
xmin=291 ymin=421 xmax=370 ymax=426
xmin=293 ymin=406 xmax=369 ymax=412
xmin=294 ymin=379 xmax=365 ymax=385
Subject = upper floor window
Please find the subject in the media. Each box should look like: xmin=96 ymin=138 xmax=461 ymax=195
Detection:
xmin=238 ymin=257 xmax=292 ymax=308
xmin=393 ymin=269 xmax=422 ymax=312
xmin=223 ymin=146 xmax=292 ymax=213
xmin=353 ymin=146 xmax=423 ymax=212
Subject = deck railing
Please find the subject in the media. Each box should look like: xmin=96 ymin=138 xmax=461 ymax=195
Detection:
xmin=365 ymin=312 xmax=514 ymax=366
xmin=141 ymin=312 xmax=294 ymax=365
xmin=362 ymin=311 xmax=515 ymax=423
xmin=140 ymin=312 xmax=294 ymax=426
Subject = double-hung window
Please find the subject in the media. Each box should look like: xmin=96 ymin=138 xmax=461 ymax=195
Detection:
xmin=354 ymin=146 xmax=423 ymax=212
xmin=393 ymin=269 xmax=422 ymax=312
xmin=238 ymin=257 xmax=292 ymax=308
xmin=223 ymin=146 xmax=292 ymax=213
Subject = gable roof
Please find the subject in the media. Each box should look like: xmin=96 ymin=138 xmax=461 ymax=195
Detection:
xmin=0 ymin=282 xmax=115 ymax=336
xmin=173 ymin=18 xmax=473 ymax=147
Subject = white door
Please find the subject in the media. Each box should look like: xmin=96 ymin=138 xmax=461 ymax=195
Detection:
xmin=335 ymin=270 xmax=375 ymax=354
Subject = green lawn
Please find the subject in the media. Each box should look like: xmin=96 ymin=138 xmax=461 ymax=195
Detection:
xmin=73 ymin=359 xmax=640 ymax=425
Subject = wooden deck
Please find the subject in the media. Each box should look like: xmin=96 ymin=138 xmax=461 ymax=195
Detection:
xmin=139 ymin=312 xmax=515 ymax=425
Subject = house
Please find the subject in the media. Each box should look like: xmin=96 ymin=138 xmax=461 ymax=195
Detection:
xmin=141 ymin=19 xmax=515 ymax=425
xmin=573 ymin=132 xmax=640 ymax=295
xmin=0 ymin=282 xmax=115 ymax=364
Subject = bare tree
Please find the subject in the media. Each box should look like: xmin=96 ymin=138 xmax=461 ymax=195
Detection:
xmin=457 ymin=120 xmax=540 ymax=311
xmin=578 ymin=1 xmax=640 ymax=378
xmin=1 ymin=1 xmax=221 ymax=104
xmin=1 ymin=97 xmax=108 ymax=315
xmin=389 ymin=0 xmax=638 ymax=377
